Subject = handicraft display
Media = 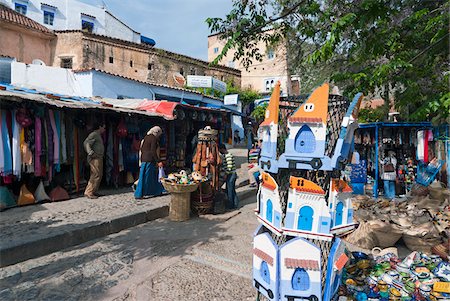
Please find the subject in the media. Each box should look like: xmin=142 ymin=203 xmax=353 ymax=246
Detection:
xmin=253 ymin=81 xmax=364 ymax=301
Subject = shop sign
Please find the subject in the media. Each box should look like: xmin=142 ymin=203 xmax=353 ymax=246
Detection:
xmin=212 ymin=78 xmax=227 ymax=93
xmin=224 ymin=94 xmax=239 ymax=105
xmin=187 ymin=75 xmax=213 ymax=88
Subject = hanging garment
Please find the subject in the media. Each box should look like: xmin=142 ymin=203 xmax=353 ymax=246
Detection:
xmin=417 ymin=130 xmax=425 ymax=162
xmin=35 ymin=117 xmax=42 ymax=176
xmin=105 ymin=126 xmax=114 ymax=185
xmin=73 ymin=127 xmax=80 ymax=192
xmin=12 ymin=110 xmax=22 ymax=178
xmin=60 ymin=111 xmax=67 ymax=164
xmin=50 ymin=110 xmax=61 ymax=172
xmin=34 ymin=181 xmax=50 ymax=202
xmin=118 ymin=140 xmax=124 ymax=172
xmin=0 ymin=110 xmax=6 ymax=175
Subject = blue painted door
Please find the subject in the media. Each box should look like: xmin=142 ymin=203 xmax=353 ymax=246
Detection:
xmin=297 ymin=206 xmax=314 ymax=231
xmin=294 ymin=125 xmax=316 ymax=153
xmin=335 ymin=202 xmax=344 ymax=226
xmin=260 ymin=261 xmax=270 ymax=284
xmin=266 ymin=199 xmax=273 ymax=222
xmin=292 ymin=268 xmax=310 ymax=290
xmin=347 ymin=209 xmax=353 ymax=222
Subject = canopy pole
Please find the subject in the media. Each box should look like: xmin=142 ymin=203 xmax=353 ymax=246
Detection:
xmin=374 ymin=124 xmax=379 ymax=198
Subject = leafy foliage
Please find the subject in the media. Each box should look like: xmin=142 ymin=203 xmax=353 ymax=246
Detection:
xmin=207 ymin=0 xmax=449 ymax=123
xmin=185 ymin=81 xmax=261 ymax=105
xmin=251 ymin=103 xmax=268 ymax=121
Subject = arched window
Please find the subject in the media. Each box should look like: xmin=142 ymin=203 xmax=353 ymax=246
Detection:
xmin=266 ymin=199 xmax=273 ymax=222
xmin=292 ymin=268 xmax=310 ymax=290
xmin=294 ymin=125 xmax=316 ymax=153
xmin=297 ymin=206 xmax=314 ymax=231
xmin=260 ymin=261 xmax=270 ymax=284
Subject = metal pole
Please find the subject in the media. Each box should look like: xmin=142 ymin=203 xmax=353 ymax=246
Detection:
xmin=374 ymin=124 xmax=379 ymax=198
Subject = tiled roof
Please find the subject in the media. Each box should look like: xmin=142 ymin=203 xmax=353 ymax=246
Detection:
xmin=0 ymin=4 xmax=53 ymax=34
xmin=284 ymin=258 xmax=319 ymax=270
xmin=253 ymin=248 xmax=274 ymax=266
xmin=289 ymin=117 xmax=323 ymax=124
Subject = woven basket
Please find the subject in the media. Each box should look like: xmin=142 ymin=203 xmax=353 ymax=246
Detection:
xmin=192 ymin=199 xmax=214 ymax=215
xmin=161 ymin=180 xmax=199 ymax=193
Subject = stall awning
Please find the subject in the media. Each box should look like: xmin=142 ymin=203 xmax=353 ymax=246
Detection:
xmin=137 ymin=100 xmax=178 ymax=120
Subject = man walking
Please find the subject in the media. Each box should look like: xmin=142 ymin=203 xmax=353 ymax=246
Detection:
xmin=219 ymin=144 xmax=239 ymax=209
xmin=84 ymin=122 xmax=106 ymax=199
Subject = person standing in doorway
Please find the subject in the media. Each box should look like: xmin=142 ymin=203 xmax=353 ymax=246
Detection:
xmin=219 ymin=144 xmax=239 ymax=209
xmin=84 ymin=122 xmax=106 ymax=199
xmin=135 ymin=126 xmax=165 ymax=199
xmin=380 ymin=150 xmax=397 ymax=199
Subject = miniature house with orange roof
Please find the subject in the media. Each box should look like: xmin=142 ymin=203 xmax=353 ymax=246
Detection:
xmin=278 ymin=83 xmax=329 ymax=170
xmin=329 ymin=179 xmax=356 ymax=234
xmin=259 ymin=81 xmax=281 ymax=173
xmin=256 ymin=172 xmax=283 ymax=234
xmin=283 ymin=176 xmax=332 ymax=241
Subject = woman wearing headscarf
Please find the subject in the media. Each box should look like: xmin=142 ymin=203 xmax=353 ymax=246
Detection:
xmin=134 ymin=126 xmax=164 ymax=199
xmin=380 ymin=150 xmax=397 ymax=199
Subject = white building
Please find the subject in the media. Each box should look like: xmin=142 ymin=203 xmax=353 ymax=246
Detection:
xmin=0 ymin=0 xmax=145 ymax=44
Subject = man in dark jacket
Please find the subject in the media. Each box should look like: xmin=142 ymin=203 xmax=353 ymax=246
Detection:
xmin=84 ymin=122 xmax=106 ymax=199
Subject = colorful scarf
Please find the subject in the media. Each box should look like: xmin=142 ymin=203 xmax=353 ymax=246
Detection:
xmin=11 ymin=110 xmax=21 ymax=178
xmin=49 ymin=110 xmax=60 ymax=172
xmin=0 ymin=110 xmax=11 ymax=175
xmin=35 ymin=117 xmax=42 ymax=176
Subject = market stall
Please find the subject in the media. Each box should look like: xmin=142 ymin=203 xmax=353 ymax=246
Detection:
xmin=353 ymin=122 xmax=436 ymax=197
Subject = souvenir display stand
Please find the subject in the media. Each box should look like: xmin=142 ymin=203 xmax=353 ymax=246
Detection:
xmin=253 ymin=82 xmax=363 ymax=301
xmin=191 ymin=127 xmax=222 ymax=214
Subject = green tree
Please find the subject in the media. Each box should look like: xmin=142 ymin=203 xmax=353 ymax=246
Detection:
xmin=207 ymin=0 xmax=449 ymax=123
xmin=251 ymin=103 xmax=268 ymax=121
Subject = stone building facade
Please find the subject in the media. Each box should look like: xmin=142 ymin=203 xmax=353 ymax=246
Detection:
xmin=208 ymin=32 xmax=295 ymax=96
xmin=0 ymin=4 xmax=55 ymax=65
xmin=53 ymin=30 xmax=241 ymax=88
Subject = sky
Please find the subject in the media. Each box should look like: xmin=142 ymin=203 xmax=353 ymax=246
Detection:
xmin=105 ymin=0 xmax=233 ymax=61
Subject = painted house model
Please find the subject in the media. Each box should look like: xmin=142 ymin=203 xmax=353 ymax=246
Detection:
xmin=256 ymin=172 xmax=283 ymax=235
xmin=253 ymin=226 xmax=280 ymax=300
xmin=279 ymin=237 xmax=322 ymax=301
xmin=329 ymin=179 xmax=356 ymax=234
xmin=278 ymin=84 xmax=329 ymax=170
xmin=283 ymin=176 xmax=333 ymax=241
xmin=323 ymin=238 xmax=348 ymax=301
xmin=259 ymin=81 xmax=281 ymax=174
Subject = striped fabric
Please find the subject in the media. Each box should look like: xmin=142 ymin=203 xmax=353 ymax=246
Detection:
xmin=248 ymin=148 xmax=261 ymax=163
xmin=224 ymin=153 xmax=236 ymax=174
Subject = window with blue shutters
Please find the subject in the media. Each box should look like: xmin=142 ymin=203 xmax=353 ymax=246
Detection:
xmin=15 ymin=3 xmax=27 ymax=15
xmin=82 ymin=20 xmax=94 ymax=33
xmin=292 ymin=268 xmax=310 ymax=290
xmin=43 ymin=11 xmax=54 ymax=25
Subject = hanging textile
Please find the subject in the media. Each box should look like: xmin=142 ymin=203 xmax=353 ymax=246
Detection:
xmin=60 ymin=111 xmax=67 ymax=164
xmin=35 ymin=117 xmax=42 ymax=176
xmin=73 ymin=127 xmax=79 ymax=192
xmin=0 ymin=110 xmax=11 ymax=175
xmin=417 ymin=130 xmax=425 ymax=161
xmin=105 ymin=126 xmax=114 ymax=185
xmin=51 ymin=110 xmax=61 ymax=172
xmin=12 ymin=110 xmax=22 ymax=178
xmin=46 ymin=112 xmax=54 ymax=181
xmin=118 ymin=140 xmax=124 ymax=172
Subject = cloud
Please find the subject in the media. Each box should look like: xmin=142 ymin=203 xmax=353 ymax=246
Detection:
xmin=105 ymin=0 xmax=232 ymax=60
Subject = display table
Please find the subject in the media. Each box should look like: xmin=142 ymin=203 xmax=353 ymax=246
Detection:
xmin=161 ymin=180 xmax=199 ymax=221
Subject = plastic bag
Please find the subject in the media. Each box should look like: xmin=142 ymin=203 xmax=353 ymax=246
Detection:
xmin=158 ymin=166 xmax=166 ymax=182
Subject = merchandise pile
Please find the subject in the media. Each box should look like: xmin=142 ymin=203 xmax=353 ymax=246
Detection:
xmin=345 ymin=187 xmax=449 ymax=253
xmin=162 ymin=170 xmax=206 ymax=185
xmin=339 ymin=249 xmax=450 ymax=301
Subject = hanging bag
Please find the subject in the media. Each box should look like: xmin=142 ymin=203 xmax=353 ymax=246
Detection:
xmin=384 ymin=158 xmax=395 ymax=172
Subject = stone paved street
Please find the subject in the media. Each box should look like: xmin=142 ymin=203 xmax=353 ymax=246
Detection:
xmin=0 ymin=193 xmax=258 ymax=300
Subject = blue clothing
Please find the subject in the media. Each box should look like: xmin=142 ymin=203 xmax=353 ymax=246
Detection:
xmin=383 ymin=180 xmax=395 ymax=199
xmin=134 ymin=162 xmax=164 ymax=198
xmin=226 ymin=172 xmax=239 ymax=208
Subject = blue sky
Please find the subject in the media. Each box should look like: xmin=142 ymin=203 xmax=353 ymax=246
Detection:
xmin=105 ymin=0 xmax=233 ymax=61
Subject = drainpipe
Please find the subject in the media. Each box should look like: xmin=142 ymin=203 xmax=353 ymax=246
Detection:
xmin=147 ymin=86 xmax=155 ymax=100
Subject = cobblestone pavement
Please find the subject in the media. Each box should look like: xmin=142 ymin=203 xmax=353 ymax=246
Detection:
xmin=0 ymin=194 xmax=258 ymax=300
xmin=0 ymin=148 xmax=250 ymax=252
